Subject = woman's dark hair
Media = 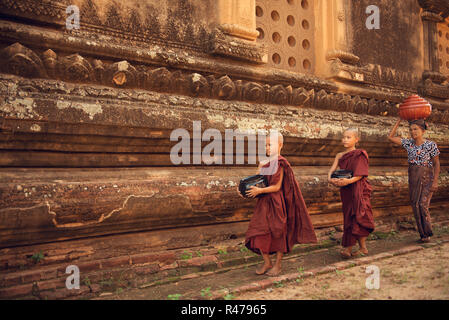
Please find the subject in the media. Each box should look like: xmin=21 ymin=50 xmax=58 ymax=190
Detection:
xmin=408 ymin=119 xmax=427 ymax=131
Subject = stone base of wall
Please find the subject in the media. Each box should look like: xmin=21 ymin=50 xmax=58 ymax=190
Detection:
xmin=1 ymin=209 xmax=448 ymax=300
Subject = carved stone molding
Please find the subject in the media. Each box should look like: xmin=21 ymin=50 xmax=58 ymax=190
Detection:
xmin=421 ymin=10 xmax=445 ymax=22
xmin=0 ymin=0 xmax=66 ymax=25
xmin=208 ymin=28 xmax=267 ymax=64
xmin=418 ymin=0 xmax=449 ymax=18
xmin=418 ymin=78 xmax=449 ymax=99
xmin=422 ymin=70 xmax=448 ymax=84
xmin=0 ymin=42 xmax=47 ymax=79
xmin=327 ymin=58 xmax=421 ymax=90
xmin=326 ymin=50 xmax=360 ymax=65
xmin=1 ymin=42 xmax=449 ymax=124
xmin=219 ymin=24 xmax=259 ymax=41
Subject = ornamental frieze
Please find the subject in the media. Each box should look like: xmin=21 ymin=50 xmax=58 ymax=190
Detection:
xmin=2 ymin=42 xmax=449 ymax=124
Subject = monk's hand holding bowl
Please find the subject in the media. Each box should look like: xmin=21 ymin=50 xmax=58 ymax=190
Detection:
xmin=334 ymin=178 xmax=350 ymax=187
xmin=236 ymin=187 xmax=245 ymax=198
xmin=329 ymin=178 xmax=340 ymax=187
xmin=246 ymin=186 xmax=261 ymax=198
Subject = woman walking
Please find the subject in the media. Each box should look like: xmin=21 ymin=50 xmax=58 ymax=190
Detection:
xmin=388 ymin=119 xmax=440 ymax=242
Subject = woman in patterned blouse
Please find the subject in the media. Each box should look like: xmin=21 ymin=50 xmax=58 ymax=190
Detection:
xmin=388 ymin=119 xmax=440 ymax=243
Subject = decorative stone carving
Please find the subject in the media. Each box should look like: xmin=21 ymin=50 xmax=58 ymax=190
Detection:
xmin=423 ymin=70 xmax=447 ymax=84
xmin=106 ymin=61 xmax=137 ymax=88
xmin=269 ymin=85 xmax=289 ymax=105
xmin=146 ymin=67 xmax=172 ymax=92
xmin=0 ymin=43 xmax=47 ymax=79
xmin=187 ymin=73 xmax=210 ymax=97
xmin=326 ymin=50 xmax=360 ymax=65
xmin=212 ymin=75 xmax=236 ymax=100
xmin=42 ymin=49 xmax=58 ymax=79
xmin=0 ymin=43 xmax=447 ymax=123
xmin=0 ymin=0 xmax=66 ymax=25
xmin=418 ymin=78 xmax=449 ymax=99
xmin=241 ymin=82 xmax=265 ymax=103
xmin=418 ymin=0 xmax=449 ymax=18
xmin=92 ymin=59 xmax=105 ymax=84
xmin=421 ymin=10 xmax=444 ymax=22
xmin=328 ymin=58 xmax=420 ymax=90
xmin=208 ymin=28 xmax=267 ymax=64
xmin=59 ymin=54 xmax=95 ymax=83
xmin=291 ymin=88 xmax=313 ymax=107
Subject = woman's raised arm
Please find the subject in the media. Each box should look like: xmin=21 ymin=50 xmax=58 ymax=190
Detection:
xmin=388 ymin=119 xmax=403 ymax=145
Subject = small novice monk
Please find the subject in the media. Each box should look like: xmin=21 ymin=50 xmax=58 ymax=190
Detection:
xmin=238 ymin=132 xmax=317 ymax=276
xmin=328 ymin=128 xmax=375 ymax=259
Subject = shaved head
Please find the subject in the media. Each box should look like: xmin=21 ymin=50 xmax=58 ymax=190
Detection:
xmin=265 ymin=131 xmax=284 ymax=156
xmin=268 ymin=131 xmax=283 ymax=146
xmin=344 ymin=128 xmax=360 ymax=140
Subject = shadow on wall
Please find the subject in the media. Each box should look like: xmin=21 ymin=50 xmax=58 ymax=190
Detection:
xmin=71 ymin=0 xmax=214 ymax=48
xmin=350 ymin=0 xmax=423 ymax=74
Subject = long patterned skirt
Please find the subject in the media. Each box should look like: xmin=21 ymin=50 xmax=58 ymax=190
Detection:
xmin=408 ymin=165 xmax=434 ymax=239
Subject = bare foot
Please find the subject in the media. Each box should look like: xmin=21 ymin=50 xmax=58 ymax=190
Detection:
xmin=256 ymin=263 xmax=272 ymax=275
xmin=266 ymin=265 xmax=281 ymax=277
xmin=352 ymin=247 xmax=368 ymax=257
xmin=340 ymin=249 xmax=352 ymax=259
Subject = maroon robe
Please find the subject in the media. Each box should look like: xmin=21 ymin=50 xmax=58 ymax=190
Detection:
xmin=245 ymin=155 xmax=317 ymax=255
xmin=338 ymin=149 xmax=375 ymax=247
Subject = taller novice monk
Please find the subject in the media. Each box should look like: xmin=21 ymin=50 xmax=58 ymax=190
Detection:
xmin=328 ymin=128 xmax=375 ymax=259
xmin=238 ymin=132 xmax=317 ymax=276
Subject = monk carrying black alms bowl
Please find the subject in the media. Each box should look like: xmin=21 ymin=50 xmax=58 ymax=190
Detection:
xmin=236 ymin=132 xmax=317 ymax=276
xmin=328 ymin=128 xmax=375 ymax=259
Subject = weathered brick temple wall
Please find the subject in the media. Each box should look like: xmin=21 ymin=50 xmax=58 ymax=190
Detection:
xmin=0 ymin=0 xmax=448 ymax=248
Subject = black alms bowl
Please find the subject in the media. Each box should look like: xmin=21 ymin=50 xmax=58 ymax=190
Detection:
xmin=331 ymin=170 xmax=353 ymax=179
xmin=239 ymin=174 xmax=268 ymax=198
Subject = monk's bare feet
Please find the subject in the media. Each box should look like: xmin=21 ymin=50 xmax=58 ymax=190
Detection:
xmin=352 ymin=247 xmax=368 ymax=257
xmin=256 ymin=263 xmax=272 ymax=275
xmin=340 ymin=249 xmax=352 ymax=259
xmin=266 ymin=265 xmax=281 ymax=277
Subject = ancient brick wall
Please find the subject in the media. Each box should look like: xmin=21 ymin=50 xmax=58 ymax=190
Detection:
xmin=0 ymin=0 xmax=448 ymax=248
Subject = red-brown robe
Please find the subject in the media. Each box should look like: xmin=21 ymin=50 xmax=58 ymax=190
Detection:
xmin=338 ymin=149 xmax=375 ymax=247
xmin=245 ymin=155 xmax=317 ymax=255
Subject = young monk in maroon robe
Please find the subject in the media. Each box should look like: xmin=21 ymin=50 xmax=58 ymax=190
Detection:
xmin=328 ymin=129 xmax=375 ymax=259
xmin=237 ymin=133 xmax=317 ymax=276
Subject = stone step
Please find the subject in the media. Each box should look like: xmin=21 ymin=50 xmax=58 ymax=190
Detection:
xmin=1 ymin=219 xmax=448 ymax=300
xmin=0 ymin=234 xmax=338 ymax=299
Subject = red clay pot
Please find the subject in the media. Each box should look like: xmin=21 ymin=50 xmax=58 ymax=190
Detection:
xmin=398 ymin=95 xmax=432 ymax=120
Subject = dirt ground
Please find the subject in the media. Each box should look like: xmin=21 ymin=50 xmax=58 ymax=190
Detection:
xmin=237 ymin=242 xmax=449 ymax=300
xmin=94 ymin=227 xmax=449 ymax=300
